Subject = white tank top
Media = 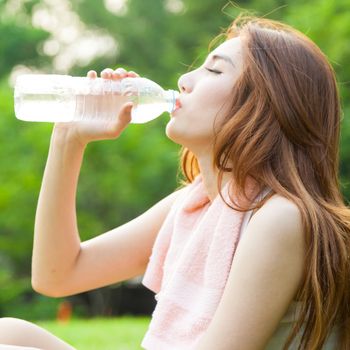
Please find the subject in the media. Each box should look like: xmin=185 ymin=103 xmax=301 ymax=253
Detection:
xmin=239 ymin=187 xmax=271 ymax=239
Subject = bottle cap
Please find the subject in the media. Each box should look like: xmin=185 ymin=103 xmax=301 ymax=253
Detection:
xmin=166 ymin=90 xmax=180 ymax=112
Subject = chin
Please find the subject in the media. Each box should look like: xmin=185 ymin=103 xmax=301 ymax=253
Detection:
xmin=166 ymin=113 xmax=215 ymax=149
xmin=165 ymin=120 xmax=186 ymax=146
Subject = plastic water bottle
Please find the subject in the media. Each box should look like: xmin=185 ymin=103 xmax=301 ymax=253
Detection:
xmin=14 ymin=74 xmax=179 ymax=124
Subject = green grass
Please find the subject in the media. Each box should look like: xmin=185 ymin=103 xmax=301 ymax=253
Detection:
xmin=37 ymin=317 xmax=151 ymax=350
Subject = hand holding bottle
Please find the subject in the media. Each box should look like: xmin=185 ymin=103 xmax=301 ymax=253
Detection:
xmin=53 ymin=67 xmax=138 ymax=147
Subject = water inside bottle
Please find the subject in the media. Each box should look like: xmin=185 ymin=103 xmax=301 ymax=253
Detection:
xmin=15 ymin=93 xmax=75 ymax=122
xmin=15 ymin=92 xmax=168 ymax=123
xmin=130 ymin=91 xmax=174 ymax=123
xmin=131 ymin=102 xmax=169 ymax=123
xmin=74 ymin=94 xmax=129 ymax=121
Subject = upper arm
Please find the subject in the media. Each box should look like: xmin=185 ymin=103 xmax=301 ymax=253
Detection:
xmin=195 ymin=196 xmax=305 ymax=350
xmin=52 ymin=188 xmax=185 ymax=297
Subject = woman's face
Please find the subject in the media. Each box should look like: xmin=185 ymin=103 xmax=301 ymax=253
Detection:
xmin=166 ymin=37 xmax=243 ymax=155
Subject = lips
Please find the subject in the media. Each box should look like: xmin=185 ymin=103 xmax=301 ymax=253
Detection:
xmin=175 ymin=98 xmax=182 ymax=109
xmin=172 ymin=97 xmax=182 ymax=113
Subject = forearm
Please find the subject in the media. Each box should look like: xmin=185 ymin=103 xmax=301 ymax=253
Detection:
xmin=32 ymin=126 xmax=86 ymax=292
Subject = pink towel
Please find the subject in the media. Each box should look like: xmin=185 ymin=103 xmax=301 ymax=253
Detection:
xmin=141 ymin=175 xmax=258 ymax=350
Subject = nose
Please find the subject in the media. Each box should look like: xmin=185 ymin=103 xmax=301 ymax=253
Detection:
xmin=178 ymin=72 xmax=192 ymax=93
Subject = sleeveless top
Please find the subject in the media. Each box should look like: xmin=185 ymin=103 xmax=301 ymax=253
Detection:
xmin=141 ymin=176 xmax=340 ymax=349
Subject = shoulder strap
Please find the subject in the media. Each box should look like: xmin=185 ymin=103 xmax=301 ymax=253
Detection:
xmin=239 ymin=188 xmax=272 ymax=239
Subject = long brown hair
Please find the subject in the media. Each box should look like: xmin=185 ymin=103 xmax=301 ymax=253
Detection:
xmin=180 ymin=16 xmax=350 ymax=349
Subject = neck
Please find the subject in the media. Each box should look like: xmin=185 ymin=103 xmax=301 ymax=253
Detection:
xmin=196 ymin=155 xmax=231 ymax=202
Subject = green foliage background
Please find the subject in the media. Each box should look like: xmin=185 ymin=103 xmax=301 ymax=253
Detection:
xmin=0 ymin=0 xmax=349 ymax=319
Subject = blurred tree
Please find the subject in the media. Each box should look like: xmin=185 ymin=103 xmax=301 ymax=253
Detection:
xmin=0 ymin=0 xmax=50 ymax=78
xmin=0 ymin=0 xmax=53 ymax=317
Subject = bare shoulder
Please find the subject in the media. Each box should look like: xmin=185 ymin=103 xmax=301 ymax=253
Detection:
xmin=247 ymin=193 xmax=304 ymax=248
xmin=258 ymin=193 xmax=301 ymax=217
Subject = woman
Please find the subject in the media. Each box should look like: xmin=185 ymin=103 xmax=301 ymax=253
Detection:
xmin=0 ymin=15 xmax=349 ymax=349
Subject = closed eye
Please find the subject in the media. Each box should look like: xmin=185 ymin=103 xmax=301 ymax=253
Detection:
xmin=205 ymin=67 xmax=222 ymax=74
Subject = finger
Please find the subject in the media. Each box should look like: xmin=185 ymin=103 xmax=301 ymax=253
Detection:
xmin=118 ymin=102 xmax=133 ymax=125
xmin=127 ymin=71 xmax=140 ymax=78
xmin=108 ymin=102 xmax=133 ymax=138
xmin=87 ymin=70 xmax=97 ymax=78
xmin=112 ymin=68 xmax=128 ymax=79
xmin=100 ymin=68 xmax=114 ymax=79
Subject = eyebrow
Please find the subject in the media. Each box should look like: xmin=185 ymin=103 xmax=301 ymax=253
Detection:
xmin=209 ymin=54 xmax=236 ymax=68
